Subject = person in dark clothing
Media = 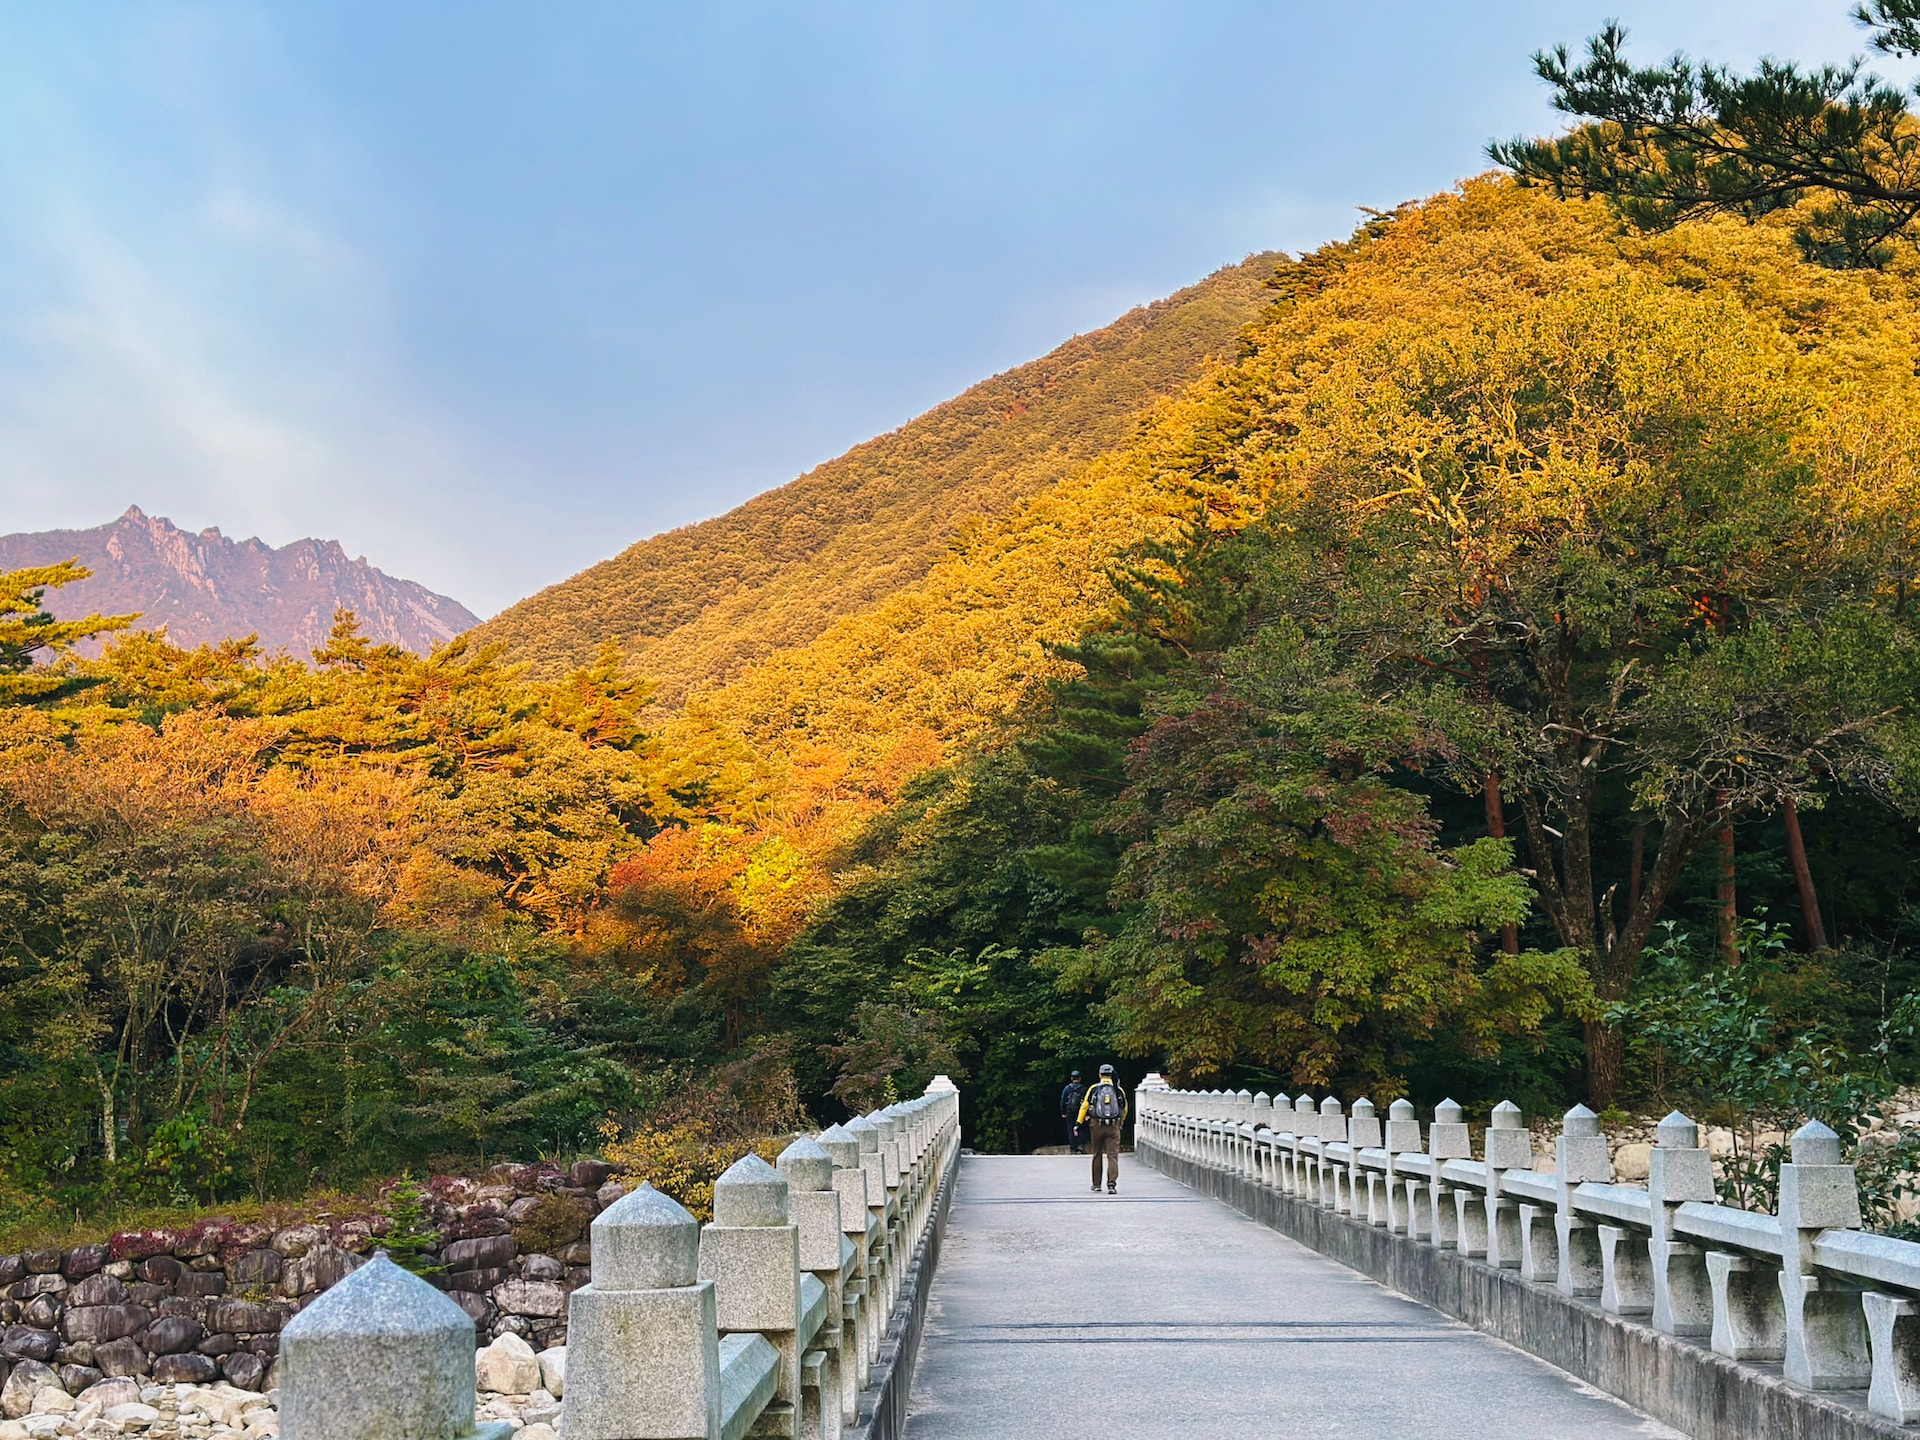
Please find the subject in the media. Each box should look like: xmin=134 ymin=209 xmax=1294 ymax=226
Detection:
xmin=1060 ymin=1070 xmax=1086 ymax=1154
xmin=1077 ymin=1064 xmax=1128 ymax=1193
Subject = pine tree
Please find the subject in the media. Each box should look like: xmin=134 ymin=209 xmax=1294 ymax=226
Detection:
xmin=1491 ymin=9 xmax=1920 ymax=268
xmin=0 ymin=562 xmax=133 ymax=703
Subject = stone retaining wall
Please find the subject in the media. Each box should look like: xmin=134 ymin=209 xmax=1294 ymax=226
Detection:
xmin=0 ymin=1159 xmax=623 ymax=1406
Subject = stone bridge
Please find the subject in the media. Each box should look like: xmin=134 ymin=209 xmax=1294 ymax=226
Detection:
xmin=234 ymin=1076 xmax=1920 ymax=1440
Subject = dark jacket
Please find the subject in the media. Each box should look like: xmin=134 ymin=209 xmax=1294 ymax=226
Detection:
xmin=1060 ymin=1082 xmax=1086 ymax=1118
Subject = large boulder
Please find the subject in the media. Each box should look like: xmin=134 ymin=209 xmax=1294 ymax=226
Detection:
xmin=91 ymin=1339 xmax=145 ymax=1378
xmin=136 ymin=1257 xmax=184 ymax=1287
xmin=65 ymin=1275 xmax=124 ymax=1308
xmin=228 ymin=1249 xmax=282 ymax=1288
xmin=55 ymin=1366 xmax=100 ymax=1396
xmin=221 ymin=1351 xmax=268 ymax=1390
xmin=491 ymin=1280 xmax=565 ymax=1318
xmin=142 ymin=1316 xmax=203 ymax=1355
xmin=0 ymin=1332 xmax=54 ymax=1364
xmin=72 ymin=1377 xmax=141 ymax=1425
xmin=152 ymin=1352 xmax=218 ymax=1385
xmin=206 ymin=1299 xmax=285 ymax=1335
xmin=441 ymin=1235 xmax=517 ymax=1272
xmin=278 ymin=1244 xmax=360 ymax=1297
xmin=59 ymin=1303 xmax=149 ymax=1344
xmin=0 ymin=1359 xmax=56 ymax=1419
xmin=536 ymin=1345 xmax=565 ymax=1398
xmin=474 ymin=1331 xmax=540 ymax=1395
xmin=61 ymin=1249 xmax=106 ymax=1282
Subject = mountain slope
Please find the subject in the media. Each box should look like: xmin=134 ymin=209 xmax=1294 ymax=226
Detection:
xmin=476 ymin=253 xmax=1282 ymax=694
xmin=0 ymin=507 xmax=479 ymax=659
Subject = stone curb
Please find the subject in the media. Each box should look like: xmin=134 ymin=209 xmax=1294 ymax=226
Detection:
xmin=1139 ymin=1137 xmax=1910 ymax=1440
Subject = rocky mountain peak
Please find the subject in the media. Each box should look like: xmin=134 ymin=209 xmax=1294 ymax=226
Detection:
xmin=1 ymin=509 xmax=480 ymax=660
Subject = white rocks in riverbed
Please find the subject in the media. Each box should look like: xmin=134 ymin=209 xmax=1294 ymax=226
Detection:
xmin=522 ymin=1388 xmax=562 ymax=1426
xmin=535 ymin=1344 xmax=566 ymax=1398
xmin=475 ymin=1330 xmax=542 ymax=1395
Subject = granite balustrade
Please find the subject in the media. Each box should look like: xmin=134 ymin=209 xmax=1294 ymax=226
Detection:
xmin=1134 ymin=1078 xmax=1920 ymax=1438
xmin=267 ymin=1080 xmax=962 ymax=1440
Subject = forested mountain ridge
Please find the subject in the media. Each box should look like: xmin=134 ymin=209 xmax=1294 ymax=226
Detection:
xmin=473 ymin=253 xmax=1281 ymax=694
xmin=0 ymin=506 xmax=477 ymax=660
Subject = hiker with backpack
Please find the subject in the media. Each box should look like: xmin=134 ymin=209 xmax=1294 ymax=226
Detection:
xmin=1077 ymin=1063 xmax=1128 ymax=1193
xmin=1060 ymin=1069 xmax=1087 ymax=1154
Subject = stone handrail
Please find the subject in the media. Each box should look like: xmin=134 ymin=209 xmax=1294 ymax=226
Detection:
xmin=270 ymin=1079 xmax=963 ymax=1440
xmin=1132 ymin=1077 xmax=1920 ymax=1424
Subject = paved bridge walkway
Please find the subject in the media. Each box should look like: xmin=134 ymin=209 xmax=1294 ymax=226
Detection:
xmin=904 ymin=1154 xmax=1681 ymax=1438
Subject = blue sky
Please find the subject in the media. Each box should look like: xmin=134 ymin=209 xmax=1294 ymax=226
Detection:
xmin=0 ymin=3 xmax=1895 ymax=615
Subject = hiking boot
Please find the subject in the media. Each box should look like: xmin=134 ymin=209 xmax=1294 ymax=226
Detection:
xmin=1107 ymin=1184 xmax=1117 ymax=1194
xmin=1090 ymin=1184 xmax=1100 ymax=1193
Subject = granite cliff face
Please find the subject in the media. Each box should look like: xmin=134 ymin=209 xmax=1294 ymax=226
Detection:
xmin=0 ymin=507 xmax=479 ymax=659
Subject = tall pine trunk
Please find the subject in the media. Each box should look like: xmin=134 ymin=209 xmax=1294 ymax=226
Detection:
xmin=1782 ymin=799 xmax=1828 ymax=951
xmin=1716 ymin=797 xmax=1738 ymax=966
xmin=1482 ymin=773 xmax=1520 ymax=956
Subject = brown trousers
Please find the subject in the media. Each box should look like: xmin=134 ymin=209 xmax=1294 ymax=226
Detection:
xmin=1089 ymin=1119 xmax=1121 ymax=1188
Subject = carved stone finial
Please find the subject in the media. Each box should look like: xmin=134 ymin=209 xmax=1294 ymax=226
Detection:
xmin=712 ymin=1153 xmax=789 ymax=1227
xmin=1655 ymin=1111 xmax=1699 ymax=1149
xmin=590 ymin=1183 xmax=702 ymax=1290
xmin=776 ymin=1136 xmax=833 ymax=1192
xmin=1562 ymin=1103 xmax=1600 ymax=1139
xmin=1791 ymin=1118 xmax=1843 ymax=1166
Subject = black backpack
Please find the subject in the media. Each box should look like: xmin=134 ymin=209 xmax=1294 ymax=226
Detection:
xmin=1088 ymin=1080 xmax=1123 ymax=1121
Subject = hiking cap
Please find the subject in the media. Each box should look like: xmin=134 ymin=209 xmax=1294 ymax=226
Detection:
xmin=1070 ymin=1070 xmax=1081 ymax=1079
xmin=1099 ymin=1063 xmax=1115 ymax=1075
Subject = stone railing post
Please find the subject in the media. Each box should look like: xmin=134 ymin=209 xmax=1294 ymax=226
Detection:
xmin=1648 ymin=1111 xmax=1714 ymax=1337
xmin=700 ymin=1155 xmax=803 ymax=1438
xmin=872 ymin=1109 xmax=906 ymax=1306
xmin=1384 ymin=1099 xmax=1421 ymax=1236
xmin=1317 ymin=1097 xmax=1346 ymax=1210
xmin=1293 ymin=1096 xmax=1317 ymax=1198
xmin=778 ymin=1136 xmax=847 ymax=1439
xmin=565 ymin=1184 xmax=730 ymax=1440
xmin=1235 ymin=1090 xmax=1254 ymax=1178
xmin=816 ymin=1123 xmax=872 ymax=1407
xmin=1348 ymin=1099 xmax=1383 ymax=1226
xmin=1250 ymin=1092 xmax=1274 ymax=1185
xmin=279 ymin=1252 xmax=511 ymax=1440
xmin=1482 ymin=1101 xmax=1530 ymax=1269
xmin=844 ymin=1114 xmax=889 ymax=1358
xmin=1547 ymin=1104 xmax=1608 ymax=1297
xmin=1428 ymin=1100 xmax=1469 ymax=1251
xmin=1779 ymin=1119 xmax=1870 ymax=1390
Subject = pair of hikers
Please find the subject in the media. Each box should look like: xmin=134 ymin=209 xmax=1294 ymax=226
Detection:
xmin=1060 ymin=1064 xmax=1127 ymax=1193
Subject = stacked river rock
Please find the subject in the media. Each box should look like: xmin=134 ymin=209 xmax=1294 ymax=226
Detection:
xmin=0 ymin=1160 xmax=621 ymax=1411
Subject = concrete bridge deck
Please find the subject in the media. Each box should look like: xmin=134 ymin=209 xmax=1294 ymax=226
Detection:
xmin=905 ymin=1154 xmax=1682 ymax=1438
